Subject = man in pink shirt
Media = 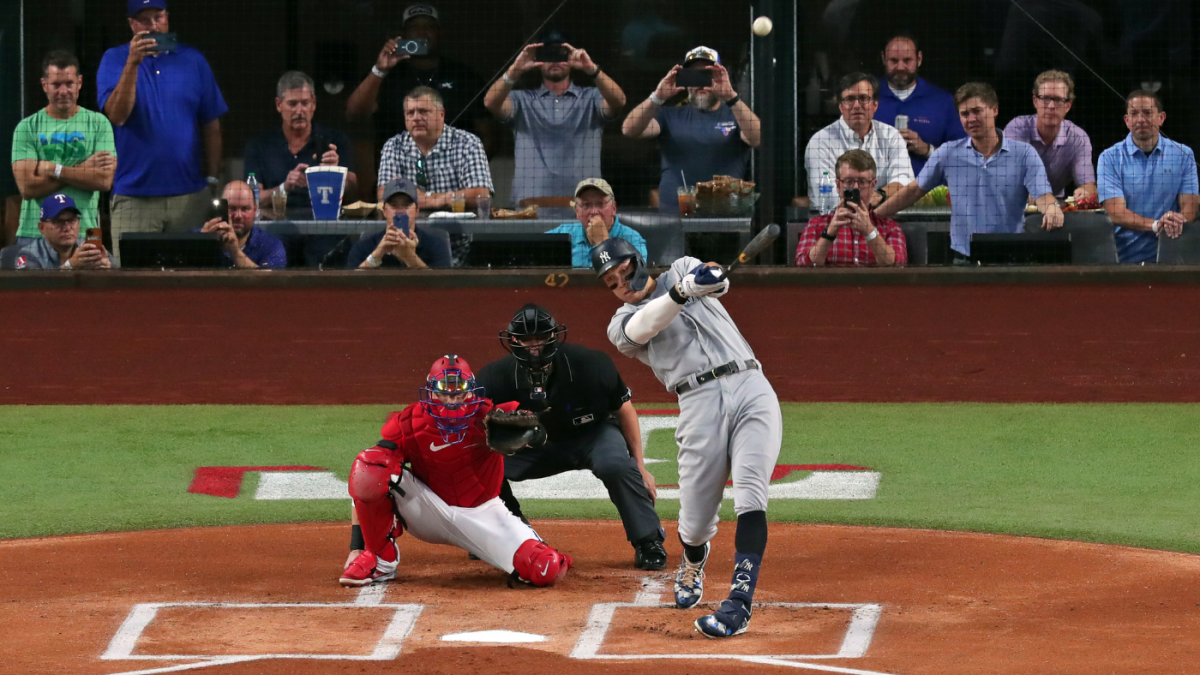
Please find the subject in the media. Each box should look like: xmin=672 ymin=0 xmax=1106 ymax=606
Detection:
xmin=1003 ymin=70 xmax=1096 ymax=201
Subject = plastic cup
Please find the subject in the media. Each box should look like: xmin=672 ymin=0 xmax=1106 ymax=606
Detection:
xmin=476 ymin=194 xmax=491 ymax=220
xmin=677 ymin=187 xmax=696 ymax=217
xmin=450 ymin=191 xmax=466 ymax=213
xmin=271 ymin=189 xmax=288 ymax=219
xmin=305 ymin=166 xmax=347 ymax=220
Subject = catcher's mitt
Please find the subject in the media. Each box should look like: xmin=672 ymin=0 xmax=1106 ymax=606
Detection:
xmin=484 ymin=408 xmax=547 ymax=455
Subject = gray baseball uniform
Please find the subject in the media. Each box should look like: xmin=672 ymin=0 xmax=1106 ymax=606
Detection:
xmin=607 ymin=256 xmax=782 ymax=546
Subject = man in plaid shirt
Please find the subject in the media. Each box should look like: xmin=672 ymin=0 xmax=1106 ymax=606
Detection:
xmin=796 ymin=149 xmax=906 ymax=266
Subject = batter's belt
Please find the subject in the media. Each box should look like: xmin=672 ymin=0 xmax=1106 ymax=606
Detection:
xmin=673 ymin=360 xmax=760 ymax=395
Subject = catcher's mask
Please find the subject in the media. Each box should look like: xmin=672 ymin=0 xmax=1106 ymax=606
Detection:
xmin=419 ymin=354 xmax=485 ymax=443
xmin=499 ymin=304 xmax=566 ymax=372
xmin=591 ymin=238 xmax=649 ymax=292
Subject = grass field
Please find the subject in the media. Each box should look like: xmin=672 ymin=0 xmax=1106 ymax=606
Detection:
xmin=4 ymin=403 xmax=1199 ymax=553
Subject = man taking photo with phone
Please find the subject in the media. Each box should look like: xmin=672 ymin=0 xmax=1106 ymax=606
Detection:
xmin=198 ymin=182 xmax=286 ymax=269
xmin=796 ymin=150 xmax=905 ymax=266
xmin=348 ymin=177 xmax=451 ymax=269
xmin=1 ymin=194 xmax=113 ymax=270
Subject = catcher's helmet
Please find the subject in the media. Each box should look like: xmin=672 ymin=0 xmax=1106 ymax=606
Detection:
xmin=591 ymin=237 xmax=649 ymax=292
xmin=419 ymin=354 xmax=485 ymax=443
xmin=499 ymin=304 xmax=566 ymax=371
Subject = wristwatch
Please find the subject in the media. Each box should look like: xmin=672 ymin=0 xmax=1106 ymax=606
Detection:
xmin=875 ymin=188 xmax=888 ymax=205
xmin=820 ymin=228 xmax=837 ymax=242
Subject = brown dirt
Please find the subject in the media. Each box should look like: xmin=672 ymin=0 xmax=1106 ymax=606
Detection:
xmin=3 ymin=520 xmax=1199 ymax=675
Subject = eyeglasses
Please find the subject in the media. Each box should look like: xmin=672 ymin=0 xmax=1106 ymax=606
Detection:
xmin=840 ymin=95 xmax=874 ymax=106
xmin=575 ymin=198 xmax=611 ymax=211
xmin=45 ymin=217 xmax=80 ymax=228
xmin=415 ymin=157 xmax=429 ymax=189
xmin=836 ymin=178 xmax=875 ymax=189
xmin=1034 ymin=95 xmax=1071 ymax=105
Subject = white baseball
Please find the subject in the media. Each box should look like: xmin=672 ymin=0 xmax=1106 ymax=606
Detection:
xmin=752 ymin=16 xmax=773 ymax=36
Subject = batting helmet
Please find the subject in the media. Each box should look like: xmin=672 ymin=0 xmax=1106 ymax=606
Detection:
xmin=419 ymin=354 xmax=485 ymax=443
xmin=591 ymin=238 xmax=649 ymax=292
xmin=499 ymin=304 xmax=566 ymax=371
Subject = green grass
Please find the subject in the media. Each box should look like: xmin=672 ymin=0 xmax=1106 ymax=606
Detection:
xmin=3 ymin=404 xmax=1199 ymax=554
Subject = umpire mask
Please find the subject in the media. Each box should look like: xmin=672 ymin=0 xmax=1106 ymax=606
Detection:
xmin=499 ymin=304 xmax=566 ymax=374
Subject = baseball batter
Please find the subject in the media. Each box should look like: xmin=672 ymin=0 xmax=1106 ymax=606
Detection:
xmin=591 ymin=238 xmax=782 ymax=638
xmin=340 ymin=355 xmax=573 ymax=588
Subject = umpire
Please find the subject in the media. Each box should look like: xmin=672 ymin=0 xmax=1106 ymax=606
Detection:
xmin=476 ymin=304 xmax=668 ymax=570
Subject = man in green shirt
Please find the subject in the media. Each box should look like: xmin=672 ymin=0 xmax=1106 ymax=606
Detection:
xmin=11 ymin=50 xmax=116 ymax=245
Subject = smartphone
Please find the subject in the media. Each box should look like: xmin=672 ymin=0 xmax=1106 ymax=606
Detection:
xmin=394 ymin=39 xmax=429 ymax=56
xmin=535 ymin=44 xmax=569 ymax=63
xmin=676 ymin=68 xmax=714 ymax=88
xmin=392 ymin=213 xmax=410 ymax=236
xmin=842 ymin=188 xmax=861 ymax=206
xmin=894 ymin=114 xmax=909 ymax=131
xmin=85 ymin=227 xmax=104 ymax=251
xmin=212 ymin=198 xmax=230 ymax=223
xmin=146 ymin=32 xmax=178 ymax=53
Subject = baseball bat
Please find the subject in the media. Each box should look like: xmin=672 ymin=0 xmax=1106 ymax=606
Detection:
xmin=726 ymin=223 xmax=781 ymax=272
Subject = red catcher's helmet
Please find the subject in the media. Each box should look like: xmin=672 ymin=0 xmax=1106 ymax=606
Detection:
xmin=419 ymin=354 xmax=485 ymax=443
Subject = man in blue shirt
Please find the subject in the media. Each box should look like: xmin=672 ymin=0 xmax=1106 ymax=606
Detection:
xmin=546 ymin=178 xmax=647 ymax=268
xmin=876 ymin=82 xmax=1063 ymax=258
xmin=622 ymin=46 xmax=762 ymax=214
xmin=873 ymin=34 xmax=965 ymax=177
xmin=1097 ymin=90 xmax=1199 ymax=264
xmin=198 ymin=182 xmax=286 ymax=269
xmin=97 ymin=0 xmax=228 ymax=266
xmin=347 ymin=177 xmax=452 ymax=269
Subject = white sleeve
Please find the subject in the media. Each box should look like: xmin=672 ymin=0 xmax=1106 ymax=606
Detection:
xmin=884 ymin=125 xmax=916 ymax=185
xmin=624 ymin=292 xmax=685 ymax=344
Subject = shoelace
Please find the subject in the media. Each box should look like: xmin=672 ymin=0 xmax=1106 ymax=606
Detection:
xmin=677 ymin=561 xmax=704 ymax=590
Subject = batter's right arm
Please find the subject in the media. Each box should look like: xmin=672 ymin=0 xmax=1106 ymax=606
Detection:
xmin=624 ymin=291 xmax=687 ymax=344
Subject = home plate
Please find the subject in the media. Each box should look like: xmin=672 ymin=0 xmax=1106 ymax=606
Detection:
xmin=441 ymin=630 xmax=547 ymax=643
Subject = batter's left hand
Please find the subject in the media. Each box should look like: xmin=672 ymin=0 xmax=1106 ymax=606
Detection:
xmin=640 ymin=468 xmax=657 ymax=503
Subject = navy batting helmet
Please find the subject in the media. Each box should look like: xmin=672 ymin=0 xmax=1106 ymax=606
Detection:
xmin=499 ymin=304 xmax=566 ymax=371
xmin=591 ymin=238 xmax=649 ymax=292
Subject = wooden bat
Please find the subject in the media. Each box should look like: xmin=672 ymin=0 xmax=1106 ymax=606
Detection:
xmin=726 ymin=223 xmax=780 ymax=272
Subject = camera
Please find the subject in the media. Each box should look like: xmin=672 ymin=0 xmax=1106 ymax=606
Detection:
xmin=535 ymin=44 xmax=569 ymax=63
xmin=394 ymin=39 xmax=429 ymax=56
xmin=676 ymin=69 xmax=713 ymax=88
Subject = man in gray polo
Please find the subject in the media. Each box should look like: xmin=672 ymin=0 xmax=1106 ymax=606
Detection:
xmin=1 ymin=193 xmax=113 ymax=269
xmin=483 ymin=29 xmax=626 ymax=207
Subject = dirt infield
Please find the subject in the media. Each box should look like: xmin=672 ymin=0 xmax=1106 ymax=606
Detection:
xmin=4 ymin=283 xmax=1200 ymax=404
xmin=3 ymin=520 xmax=1198 ymax=675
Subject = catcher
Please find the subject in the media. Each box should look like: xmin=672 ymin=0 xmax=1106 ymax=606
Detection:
xmin=341 ymin=354 xmax=572 ymax=587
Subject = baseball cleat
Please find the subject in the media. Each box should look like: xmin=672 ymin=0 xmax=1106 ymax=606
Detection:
xmin=633 ymin=536 xmax=668 ymax=571
xmin=694 ymin=598 xmax=752 ymax=638
xmin=673 ymin=541 xmax=709 ymax=609
xmin=339 ymin=544 xmax=399 ymax=587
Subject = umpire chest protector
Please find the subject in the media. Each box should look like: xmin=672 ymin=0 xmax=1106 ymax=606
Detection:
xmin=477 ymin=343 xmax=632 ymax=442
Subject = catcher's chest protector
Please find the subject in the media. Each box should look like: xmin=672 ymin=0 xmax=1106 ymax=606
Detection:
xmin=398 ymin=402 xmax=503 ymax=509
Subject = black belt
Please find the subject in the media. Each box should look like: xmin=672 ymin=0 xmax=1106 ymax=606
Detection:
xmin=674 ymin=360 xmax=759 ymax=395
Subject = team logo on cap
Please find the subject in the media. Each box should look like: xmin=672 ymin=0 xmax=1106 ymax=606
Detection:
xmin=15 ymin=255 xmax=27 ymax=269
xmin=599 ymin=251 xmax=610 ymax=263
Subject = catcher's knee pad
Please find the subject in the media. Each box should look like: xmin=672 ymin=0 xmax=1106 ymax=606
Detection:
xmin=512 ymin=539 xmax=572 ymax=587
xmin=349 ymin=443 xmax=399 ymax=502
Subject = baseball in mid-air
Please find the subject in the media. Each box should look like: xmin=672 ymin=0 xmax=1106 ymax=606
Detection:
xmin=752 ymin=16 xmax=773 ymax=36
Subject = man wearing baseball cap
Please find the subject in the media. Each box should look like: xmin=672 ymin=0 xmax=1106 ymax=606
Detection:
xmin=0 ymin=194 xmax=112 ymax=270
xmin=623 ymin=46 xmax=762 ymax=214
xmin=545 ymin=178 xmax=647 ymax=268
xmin=346 ymin=3 xmax=491 ymax=154
xmin=346 ymin=177 xmax=451 ymax=269
xmin=97 ymin=0 xmax=228 ymax=266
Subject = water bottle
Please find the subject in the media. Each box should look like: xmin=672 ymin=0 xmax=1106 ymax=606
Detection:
xmin=246 ymin=172 xmax=260 ymax=219
xmin=817 ymin=171 xmax=836 ymax=214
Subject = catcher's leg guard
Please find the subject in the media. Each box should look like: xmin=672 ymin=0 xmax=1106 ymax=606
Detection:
xmin=511 ymin=539 xmax=572 ymax=587
xmin=349 ymin=445 xmax=403 ymax=560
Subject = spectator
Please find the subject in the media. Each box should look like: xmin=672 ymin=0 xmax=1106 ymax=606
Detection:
xmin=0 ymin=194 xmax=112 ymax=270
xmin=97 ymin=0 xmax=227 ymax=267
xmin=545 ymin=178 xmax=647 ymax=268
xmin=805 ymin=73 xmax=914 ymax=208
xmin=347 ymin=177 xmax=451 ymax=269
xmin=1003 ymin=70 xmax=1096 ymax=201
xmin=622 ymin=46 xmax=761 ymax=215
xmin=245 ymin=71 xmax=358 ymax=215
xmin=1097 ymin=90 xmax=1199 ymax=264
xmin=346 ymin=3 xmax=490 ymax=154
xmin=11 ymin=51 xmax=115 ymax=249
xmin=873 ymin=34 xmax=965 ymax=177
xmin=198 ymin=182 xmax=286 ymax=269
xmin=796 ymin=150 xmax=906 ymax=266
xmin=484 ymin=29 xmax=626 ymax=207
xmin=876 ymin=82 xmax=1063 ymax=259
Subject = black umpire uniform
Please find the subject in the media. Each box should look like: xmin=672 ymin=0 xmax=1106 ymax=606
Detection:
xmin=476 ymin=304 xmax=667 ymax=570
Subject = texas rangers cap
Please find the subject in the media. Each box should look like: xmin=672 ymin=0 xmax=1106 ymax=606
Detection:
xmin=402 ymin=3 xmax=439 ymax=24
xmin=128 ymin=0 xmax=167 ymax=17
xmin=381 ymin=177 xmax=420 ymax=205
xmin=40 ymin=193 xmax=81 ymax=221
xmin=684 ymin=46 xmax=721 ymax=66
xmin=574 ymin=178 xmax=614 ymax=200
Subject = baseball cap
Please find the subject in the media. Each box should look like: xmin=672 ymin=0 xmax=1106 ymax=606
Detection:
xmin=538 ymin=28 xmax=571 ymax=45
xmin=684 ymin=46 xmax=721 ymax=66
xmin=40 ymin=194 xmax=81 ymax=221
xmin=381 ymin=177 xmax=420 ymax=205
xmin=574 ymin=178 xmax=614 ymax=200
xmin=402 ymin=4 xmax=439 ymax=24
xmin=128 ymin=0 xmax=167 ymax=17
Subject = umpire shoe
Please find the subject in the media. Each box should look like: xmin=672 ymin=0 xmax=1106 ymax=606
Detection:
xmin=673 ymin=541 xmax=709 ymax=609
xmin=339 ymin=544 xmax=399 ymax=587
xmin=695 ymin=598 xmax=752 ymax=639
xmin=633 ymin=536 xmax=668 ymax=571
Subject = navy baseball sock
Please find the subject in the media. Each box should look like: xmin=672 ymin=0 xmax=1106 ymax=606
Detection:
xmin=728 ymin=510 xmax=768 ymax=609
xmin=680 ymin=536 xmax=708 ymax=564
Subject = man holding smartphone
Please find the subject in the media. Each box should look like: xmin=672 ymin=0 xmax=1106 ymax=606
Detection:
xmin=197 ymin=182 xmax=286 ymax=269
xmin=97 ymin=0 xmax=227 ymax=267
xmin=796 ymin=150 xmax=905 ymax=266
xmin=873 ymin=35 xmax=964 ymax=177
xmin=1 ymin=194 xmax=112 ymax=270
xmin=348 ymin=177 xmax=451 ymax=269
xmin=622 ymin=47 xmax=761 ymax=215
